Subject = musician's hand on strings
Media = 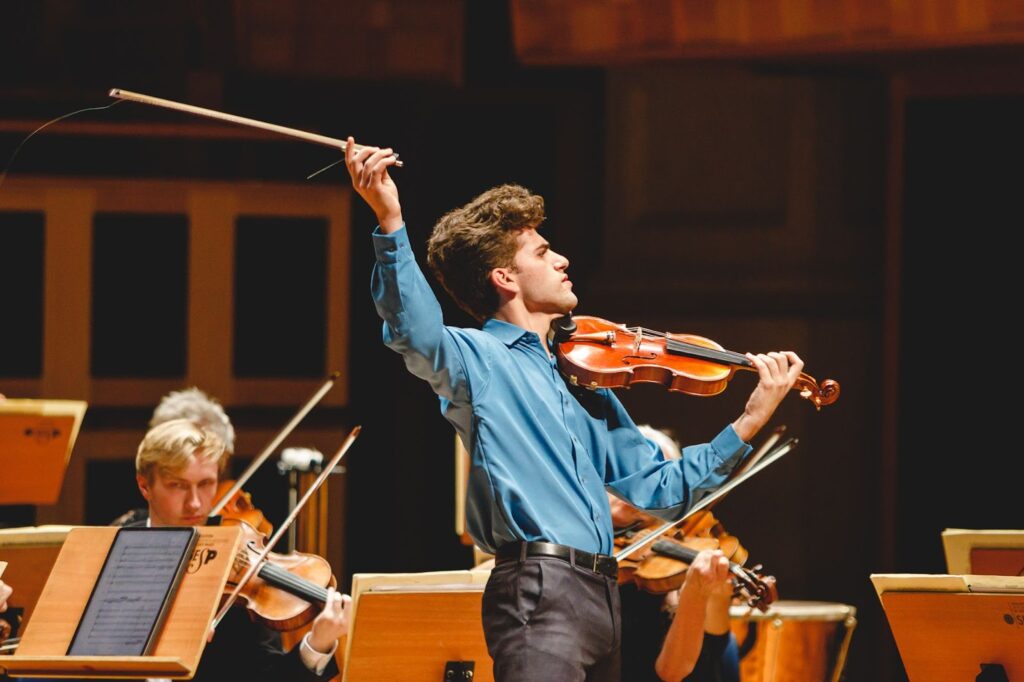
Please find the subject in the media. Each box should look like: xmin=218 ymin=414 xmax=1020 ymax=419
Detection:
xmin=683 ymin=549 xmax=731 ymax=599
xmin=345 ymin=136 xmax=403 ymax=233
xmin=308 ymin=587 xmax=350 ymax=654
xmin=733 ymin=351 xmax=804 ymax=441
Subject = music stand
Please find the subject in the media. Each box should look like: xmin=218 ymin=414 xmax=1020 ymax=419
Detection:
xmin=0 ymin=399 xmax=87 ymax=505
xmin=2 ymin=525 xmax=242 ymax=679
xmin=943 ymin=529 xmax=1024 ymax=576
xmin=871 ymin=574 xmax=1024 ymax=681
xmin=344 ymin=569 xmax=493 ymax=682
xmin=0 ymin=525 xmax=74 ymax=637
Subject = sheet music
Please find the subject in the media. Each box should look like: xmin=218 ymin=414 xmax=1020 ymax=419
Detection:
xmin=68 ymin=528 xmax=195 ymax=656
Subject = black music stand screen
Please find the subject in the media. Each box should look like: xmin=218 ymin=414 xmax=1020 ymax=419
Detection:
xmin=68 ymin=527 xmax=198 ymax=656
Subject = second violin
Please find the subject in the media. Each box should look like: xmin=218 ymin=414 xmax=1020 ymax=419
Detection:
xmin=616 ymin=519 xmax=777 ymax=612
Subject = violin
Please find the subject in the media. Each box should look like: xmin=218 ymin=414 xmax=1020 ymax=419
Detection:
xmin=615 ymin=519 xmax=777 ymax=611
xmin=554 ymin=316 xmax=839 ymax=410
xmin=212 ymin=427 xmax=359 ymax=632
xmin=215 ymin=482 xmax=274 ymax=538
xmin=223 ymin=519 xmax=335 ymax=631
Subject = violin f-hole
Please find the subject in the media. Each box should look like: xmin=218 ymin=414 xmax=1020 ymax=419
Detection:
xmin=622 ymin=353 xmax=658 ymax=364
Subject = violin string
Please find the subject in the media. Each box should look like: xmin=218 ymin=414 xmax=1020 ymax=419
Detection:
xmin=245 ymin=559 xmax=329 ymax=603
xmin=262 ymin=564 xmax=329 ymax=601
xmin=0 ymin=100 xmax=124 ymax=195
xmin=624 ymin=326 xmax=749 ymax=365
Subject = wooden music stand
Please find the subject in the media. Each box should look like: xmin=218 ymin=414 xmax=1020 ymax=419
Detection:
xmin=2 ymin=525 xmax=242 ymax=679
xmin=0 ymin=399 xmax=87 ymax=505
xmin=343 ymin=569 xmax=493 ymax=682
xmin=872 ymin=574 xmax=1024 ymax=681
xmin=943 ymin=529 xmax=1024 ymax=576
xmin=0 ymin=525 xmax=74 ymax=635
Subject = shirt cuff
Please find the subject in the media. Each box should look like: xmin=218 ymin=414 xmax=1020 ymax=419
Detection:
xmin=711 ymin=424 xmax=753 ymax=463
xmin=299 ymin=632 xmax=338 ymax=675
xmin=372 ymin=224 xmax=410 ymax=264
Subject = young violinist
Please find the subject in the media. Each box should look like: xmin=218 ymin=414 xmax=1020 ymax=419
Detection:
xmin=112 ymin=386 xmax=235 ymax=527
xmin=345 ymin=138 xmax=803 ymax=681
xmin=132 ymin=419 xmax=347 ymax=681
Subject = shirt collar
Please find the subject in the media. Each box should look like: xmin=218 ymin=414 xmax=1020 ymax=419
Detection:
xmin=482 ymin=318 xmax=536 ymax=347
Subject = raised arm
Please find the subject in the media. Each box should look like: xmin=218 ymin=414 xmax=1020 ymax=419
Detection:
xmin=345 ymin=137 xmax=476 ymax=404
xmin=345 ymin=136 xmax=403 ymax=233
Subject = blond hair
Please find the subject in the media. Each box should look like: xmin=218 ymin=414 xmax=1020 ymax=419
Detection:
xmin=136 ymin=419 xmax=229 ymax=481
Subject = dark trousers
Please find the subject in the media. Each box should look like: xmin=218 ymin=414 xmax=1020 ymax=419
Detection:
xmin=482 ymin=555 xmax=621 ymax=681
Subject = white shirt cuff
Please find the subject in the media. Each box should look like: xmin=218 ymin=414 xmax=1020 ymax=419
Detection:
xmin=299 ymin=632 xmax=337 ymax=675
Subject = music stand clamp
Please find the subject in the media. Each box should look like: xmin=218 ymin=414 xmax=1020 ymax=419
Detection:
xmin=978 ymin=663 xmax=1009 ymax=682
xmin=444 ymin=660 xmax=475 ymax=680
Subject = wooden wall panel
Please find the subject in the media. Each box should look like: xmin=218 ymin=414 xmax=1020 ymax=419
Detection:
xmin=597 ymin=65 xmax=883 ymax=314
xmin=0 ymin=176 xmax=350 ymax=408
xmin=511 ymin=0 xmax=1024 ymax=64
xmin=234 ymin=0 xmax=464 ymax=84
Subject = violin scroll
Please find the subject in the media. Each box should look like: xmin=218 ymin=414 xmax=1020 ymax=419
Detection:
xmin=796 ymin=375 xmax=840 ymax=410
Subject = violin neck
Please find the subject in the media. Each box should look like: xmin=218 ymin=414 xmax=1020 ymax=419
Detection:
xmin=665 ymin=339 xmax=750 ymax=368
xmin=651 ymin=538 xmax=749 ymax=579
xmin=650 ymin=539 xmax=700 ymax=564
xmin=257 ymin=562 xmax=328 ymax=605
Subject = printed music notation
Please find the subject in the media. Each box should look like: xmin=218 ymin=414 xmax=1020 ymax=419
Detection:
xmin=68 ymin=528 xmax=196 ymax=656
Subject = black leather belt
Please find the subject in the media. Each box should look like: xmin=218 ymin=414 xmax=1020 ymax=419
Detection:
xmin=495 ymin=541 xmax=618 ymax=580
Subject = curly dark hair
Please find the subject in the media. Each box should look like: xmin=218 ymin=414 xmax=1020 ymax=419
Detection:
xmin=426 ymin=184 xmax=546 ymax=321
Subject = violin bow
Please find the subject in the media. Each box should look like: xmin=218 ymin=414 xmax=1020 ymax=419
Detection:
xmin=614 ymin=436 xmax=799 ymax=562
xmin=209 ymin=372 xmax=339 ymax=518
xmin=212 ymin=425 xmax=361 ymax=629
xmin=108 ymin=88 xmax=403 ymax=166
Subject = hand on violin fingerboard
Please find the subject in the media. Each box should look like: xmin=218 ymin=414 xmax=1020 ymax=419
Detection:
xmin=732 ymin=351 xmax=804 ymax=441
xmin=683 ymin=549 xmax=731 ymax=600
xmin=308 ymin=588 xmax=351 ymax=654
xmin=345 ymin=136 xmax=404 ymax=233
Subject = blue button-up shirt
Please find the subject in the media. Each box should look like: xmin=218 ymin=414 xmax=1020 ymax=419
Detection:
xmin=372 ymin=226 xmax=751 ymax=555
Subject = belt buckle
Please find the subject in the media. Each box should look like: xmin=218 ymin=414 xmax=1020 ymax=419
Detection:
xmin=591 ymin=554 xmax=601 ymax=574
